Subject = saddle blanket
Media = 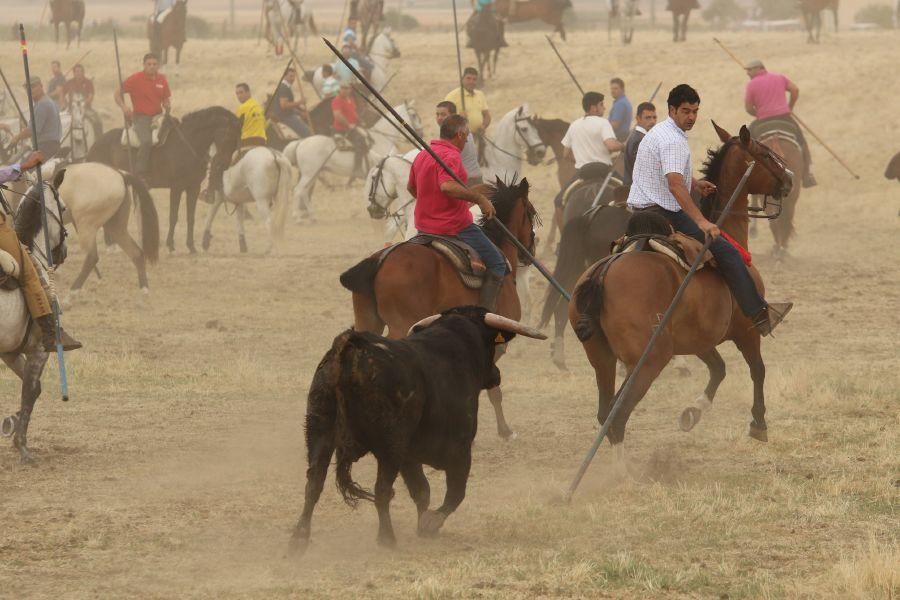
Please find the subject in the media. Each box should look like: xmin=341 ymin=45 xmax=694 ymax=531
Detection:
xmin=749 ymin=115 xmax=802 ymax=154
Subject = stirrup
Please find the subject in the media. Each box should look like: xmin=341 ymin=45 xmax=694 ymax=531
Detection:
xmin=753 ymin=302 xmax=793 ymax=337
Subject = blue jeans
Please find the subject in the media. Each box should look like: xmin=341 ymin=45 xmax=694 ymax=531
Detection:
xmin=281 ymin=114 xmax=310 ymax=138
xmin=664 ymin=209 xmax=765 ymax=319
xmin=457 ymin=223 xmax=507 ymax=277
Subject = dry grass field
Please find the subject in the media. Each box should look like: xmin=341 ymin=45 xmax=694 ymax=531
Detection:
xmin=0 ymin=15 xmax=898 ymax=600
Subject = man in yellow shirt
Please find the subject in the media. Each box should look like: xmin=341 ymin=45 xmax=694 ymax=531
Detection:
xmin=234 ymin=82 xmax=266 ymax=147
xmin=444 ymin=67 xmax=491 ymax=164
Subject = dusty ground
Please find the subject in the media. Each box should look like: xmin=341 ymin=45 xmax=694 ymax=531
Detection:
xmin=0 ymin=23 xmax=898 ymax=600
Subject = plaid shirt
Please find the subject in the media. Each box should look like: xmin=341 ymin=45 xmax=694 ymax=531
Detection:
xmin=627 ymin=118 xmax=692 ymax=212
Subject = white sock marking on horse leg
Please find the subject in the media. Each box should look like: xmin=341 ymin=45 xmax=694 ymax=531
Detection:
xmin=695 ymin=393 xmax=713 ymax=413
xmin=612 ymin=442 xmax=626 ymax=463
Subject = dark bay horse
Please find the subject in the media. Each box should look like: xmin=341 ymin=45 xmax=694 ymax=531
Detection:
xmin=87 ymin=106 xmax=241 ymax=253
xmin=50 ymin=0 xmax=85 ymax=49
xmin=496 ymin=0 xmax=572 ymax=40
xmin=468 ymin=9 xmax=504 ymax=78
xmin=668 ymin=0 xmax=699 ymax=42
xmin=533 ymin=117 xmax=575 ymax=190
xmin=799 ymin=0 xmax=839 ymax=43
xmin=569 ymin=123 xmax=794 ymax=455
xmin=149 ymin=0 xmax=188 ymax=65
xmin=340 ymin=178 xmax=538 ymax=439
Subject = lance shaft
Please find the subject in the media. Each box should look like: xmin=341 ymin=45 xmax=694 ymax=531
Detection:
xmin=712 ymin=37 xmax=859 ymax=180
xmin=113 ymin=29 xmax=137 ymax=177
xmin=564 ymin=162 xmax=757 ymax=502
xmin=276 ymin=30 xmax=321 ymax=100
xmin=351 ymin=85 xmax=418 ymax=147
xmin=452 ymin=0 xmax=466 ymax=115
xmin=264 ymin=59 xmax=295 ymax=118
xmin=19 ymin=24 xmax=70 ymax=402
xmin=323 ymin=37 xmax=570 ymax=301
xmin=648 ymin=81 xmax=662 ymax=104
xmin=545 ymin=35 xmax=585 ymax=97
xmin=64 ymin=50 xmax=92 ymax=77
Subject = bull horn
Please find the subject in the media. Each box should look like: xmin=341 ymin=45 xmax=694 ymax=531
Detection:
xmin=484 ymin=313 xmax=548 ymax=340
xmin=407 ymin=314 xmax=442 ymax=336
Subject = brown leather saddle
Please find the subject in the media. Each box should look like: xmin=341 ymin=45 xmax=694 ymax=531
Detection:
xmin=377 ymin=234 xmax=508 ymax=289
xmin=610 ymin=232 xmax=714 ymax=271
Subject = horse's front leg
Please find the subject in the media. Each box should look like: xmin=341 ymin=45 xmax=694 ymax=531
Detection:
xmin=185 ymin=183 xmax=201 ymax=254
xmin=734 ymin=333 xmax=767 ymax=442
xmin=201 ymin=192 xmax=224 ymax=252
xmin=167 ymin=188 xmax=182 ymax=252
xmin=12 ymin=351 xmax=49 ymax=464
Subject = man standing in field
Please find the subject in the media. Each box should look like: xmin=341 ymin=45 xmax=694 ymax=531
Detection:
xmin=436 ymin=100 xmax=482 ymax=186
xmin=623 ymin=101 xmax=657 ymax=186
xmin=743 ymin=59 xmax=815 ymax=187
xmin=627 ymin=83 xmax=792 ymax=336
xmin=608 ymin=77 xmax=633 ymax=142
xmin=234 ymin=83 xmax=266 ymax=148
xmin=444 ymin=67 xmax=491 ymax=164
xmin=114 ymin=53 xmax=171 ymax=180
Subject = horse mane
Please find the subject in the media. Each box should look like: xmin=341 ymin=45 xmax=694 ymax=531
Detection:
xmin=181 ymin=106 xmax=241 ymax=130
xmin=478 ymin=176 xmax=539 ymax=246
xmin=14 ymin=188 xmax=44 ymax=248
xmin=700 ymin=138 xmax=740 ymax=219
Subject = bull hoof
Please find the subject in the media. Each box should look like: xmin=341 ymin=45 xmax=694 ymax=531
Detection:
xmin=417 ymin=510 xmax=447 ymax=537
xmin=749 ymin=422 xmax=768 ymax=442
xmin=679 ymin=407 xmax=702 ymax=432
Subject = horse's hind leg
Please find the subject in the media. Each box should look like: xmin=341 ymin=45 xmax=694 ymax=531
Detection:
xmin=70 ymin=231 xmax=100 ymax=293
xmin=185 ymin=184 xmax=200 ymax=254
xmin=12 ymin=352 xmax=49 ymax=464
xmin=680 ymin=349 xmax=726 ymax=432
xmin=487 ymin=345 xmax=515 ymax=440
xmin=235 ymin=202 xmax=248 ymax=254
xmin=167 ymin=188 xmax=182 ymax=252
xmin=108 ymin=222 xmax=150 ymax=291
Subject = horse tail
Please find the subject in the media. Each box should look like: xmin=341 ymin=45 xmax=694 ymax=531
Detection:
xmin=538 ymin=214 xmax=590 ymax=329
xmin=329 ymin=331 xmax=375 ymax=507
xmin=121 ymin=172 xmax=160 ymax=263
xmin=339 ymin=255 xmax=380 ymax=299
xmin=271 ymin=153 xmax=292 ymax=241
xmin=573 ymin=257 xmax=616 ymax=343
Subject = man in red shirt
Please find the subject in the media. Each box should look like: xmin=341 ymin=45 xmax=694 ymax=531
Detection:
xmin=114 ymin=53 xmax=172 ymax=179
xmin=407 ymin=113 xmax=507 ymax=310
xmin=744 ymin=59 xmax=815 ymax=187
xmin=331 ymin=82 xmax=367 ymax=178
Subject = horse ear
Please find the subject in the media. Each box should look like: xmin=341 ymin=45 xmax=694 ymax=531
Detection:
xmin=517 ymin=105 xmax=524 ymax=117
xmin=52 ymin=168 xmax=66 ymax=190
xmin=518 ymin=177 xmax=530 ymax=193
xmin=711 ymin=120 xmax=731 ymax=143
xmin=739 ymin=125 xmax=752 ymax=146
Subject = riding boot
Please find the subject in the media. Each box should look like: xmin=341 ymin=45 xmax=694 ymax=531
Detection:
xmin=36 ymin=314 xmax=82 ymax=352
xmin=752 ymin=302 xmax=793 ymax=337
xmin=478 ymin=272 xmax=504 ymax=311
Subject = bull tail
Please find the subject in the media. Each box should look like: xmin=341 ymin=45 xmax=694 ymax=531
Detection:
xmin=538 ymin=215 xmax=591 ymax=329
xmin=329 ymin=331 xmax=375 ymax=507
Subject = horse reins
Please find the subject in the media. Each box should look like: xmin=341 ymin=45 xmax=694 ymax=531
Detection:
xmin=482 ymin=113 xmax=546 ymax=161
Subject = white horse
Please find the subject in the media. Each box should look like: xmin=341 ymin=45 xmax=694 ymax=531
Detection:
xmin=201 ymin=146 xmax=292 ymax=254
xmin=264 ymin=0 xmax=317 ymax=54
xmin=0 ymin=178 xmax=67 ymax=463
xmin=481 ymin=103 xmax=548 ymax=182
xmin=55 ymin=162 xmax=159 ymax=298
xmin=311 ymin=29 xmax=400 ymax=95
xmin=286 ymin=100 xmax=422 ymax=222
xmin=67 ymin=94 xmax=102 ymax=162
xmin=363 ymin=150 xmax=419 ymax=243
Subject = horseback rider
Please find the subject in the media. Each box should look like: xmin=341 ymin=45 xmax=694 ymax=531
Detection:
xmin=608 ymin=77 xmax=633 ymax=142
xmin=623 ymin=101 xmax=657 ymax=186
xmin=436 ymin=100 xmax=483 ymax=186
xmin=47 ymin=61 xmax=67 ymax=110
xmin=114 ymin=53 xmax=171 ymax=181
xmin=0 ymin=77 xmax=63 ymax=160
xmin=234 ymin=83 xmax=266 ymax=149
xmin=334 ymin=44 xmax=363 ymax=85
xmin=444 ymin=67 xmax=492 ymax=165
xmin=626 ymin=84 xmax=792 ymax=336
xmin=340 ymin=18 xmax=374 ymax=77
xmin=407 ymin=114 xmax=506 ymax=310
xmin=65 ymin=64 xmax=102 ymax=135
xmin=152 ymin=0 xmax=177 ymax=23
xmin=269 ymin=67 xmax=310 ymax=139
xmin=552 ymin=91 xmax=623 ymax=223
xmin=332 ymin=82 xmax=368 ymax=178
xmin=0 ymin=151 xmax=81 ymax=351
xmin=320 ymin=64 xmax=341 ymax=99
xmin=743 ymin=59 xmax=816 ymax=188
xmin=471 ymin=0 xmax=508 ymax=47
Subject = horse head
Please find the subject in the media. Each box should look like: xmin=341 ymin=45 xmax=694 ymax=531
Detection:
xmin=513 ymin=105 xmax=547 ymax=165
xmin=403 ymin=100 xmax=424 ymax=138
xmin=15 ymin=175 xmax=68 ymax=269
xmin=481 ymin=176 xmax=538 ymax=264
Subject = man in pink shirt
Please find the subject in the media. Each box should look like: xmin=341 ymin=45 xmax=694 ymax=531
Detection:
xmin=744 ymin=59 xmax=815 ymax=187
xmin=407 ymin=113 xmax=507 ymax=310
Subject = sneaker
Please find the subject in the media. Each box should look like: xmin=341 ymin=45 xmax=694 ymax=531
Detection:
xmin=753 ymin=302 xmax=793 ymax=337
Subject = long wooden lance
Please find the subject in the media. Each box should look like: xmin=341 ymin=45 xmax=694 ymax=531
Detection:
xmin=350 ymin=85 xmax=418 ymax=147
xmin=545 ymin=35 xmax=585 ymax=96
xmin=113 ymin=29 xmax=137 ymax=178
xmin=264 ymin=59 xmax=295 ymax=119
xmin=323 ymin=37 xmax=571 ymax=301
xmin=451 ymin=0 xmax=466 ymax=115
xmin=648 ymin=81 xmax=662 ymax=103
xmin=276 ymin=29 xmax=321 ymax=100
xmin=64 ymin=50 xmax=92 ymax=77
xmin=712 ymin=37 xmax=860 ymax=180
xmin=19 ymin=24 xmax=70 ymax=402
xmin=564 ymin=161 xmax=756 ymax=502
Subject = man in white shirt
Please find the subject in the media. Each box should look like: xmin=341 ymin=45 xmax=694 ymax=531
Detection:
xmin=627 ymin=83 xmax=792 ymax=336
xmin=553 ymin=91 xmax=624 ymax=224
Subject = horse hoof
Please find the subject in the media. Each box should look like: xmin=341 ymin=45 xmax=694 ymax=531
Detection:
xmin=749 ymin=423 xmax=768 ymax=442
xmin=140 ymin=287 xmax=150 ymax=297
xmin=287 ymin=534 xmax=309 ymax=557
xmin=417 ymin=510 xmax=446 ymax=537
xmin=201 ymin=232 xmax=212 ymax=251
xmin=18 ymin=447 xmax=36 ymax=465
xmin=679 ymin=407 xmax=701 ymax=432
xmin=187 ymin=245 xmax=197 ymax=255
xmin=1 ymin=414 xmax=17 ymax=437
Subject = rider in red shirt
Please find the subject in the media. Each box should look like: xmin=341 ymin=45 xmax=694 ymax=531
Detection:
xmin=114 ymin=53 xmax=171 ymax=179
xmin=407 ymin=113 xmax=507 ymax=310
xmin=331 ymin=82 xmax=368 ymax=178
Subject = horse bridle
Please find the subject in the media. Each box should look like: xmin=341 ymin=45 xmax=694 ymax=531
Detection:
xmin=707 ymin=138 xmax=792 ymax=221
xmin=367 ymin=155 xmax=413 ymax=223
xmin=23 ymin=183 xmax=68 ymax=268
xmin=483 ymin=112 xmax=546 ymax=164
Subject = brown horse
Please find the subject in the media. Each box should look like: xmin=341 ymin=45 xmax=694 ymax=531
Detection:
xmin=799 ymin=0 xmax=839 ymax=43
xmin=569 ymin=122 xmax=794 ymax=454
xmin=668 ymin=0 xmax=699 ymax=42
xmin=468 ymin=9 xmax=504 ymax=79
xmin=752 ymin=127 xmax=804 ymax=259
xmin=496 ymin=0 xmax=572 ymax=40
xmin=533 ymin=117 xmax=575 ymax=190
xmin=50 ymin=0 xmax=85 ymax=49
xmin=340 ymin=178 xmax=538 ymax=439
xmin=149 ymin=0 xmax=188 ymax=65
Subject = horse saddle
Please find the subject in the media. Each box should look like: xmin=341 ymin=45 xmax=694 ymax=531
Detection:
xmin=611 ymin=232 xmax=714 ymax=272
xmin=333 ymin=132 xmax=356 ymax=152
xmin=377 ymin=234 xmax=507 ymax=289
xmin=749 ymin=116 xmax=803 ymax=154
xmin=560 ymin=166 xmax=622 ymax=208
xmin=120 ymin=114 xmax=166 ymax=149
